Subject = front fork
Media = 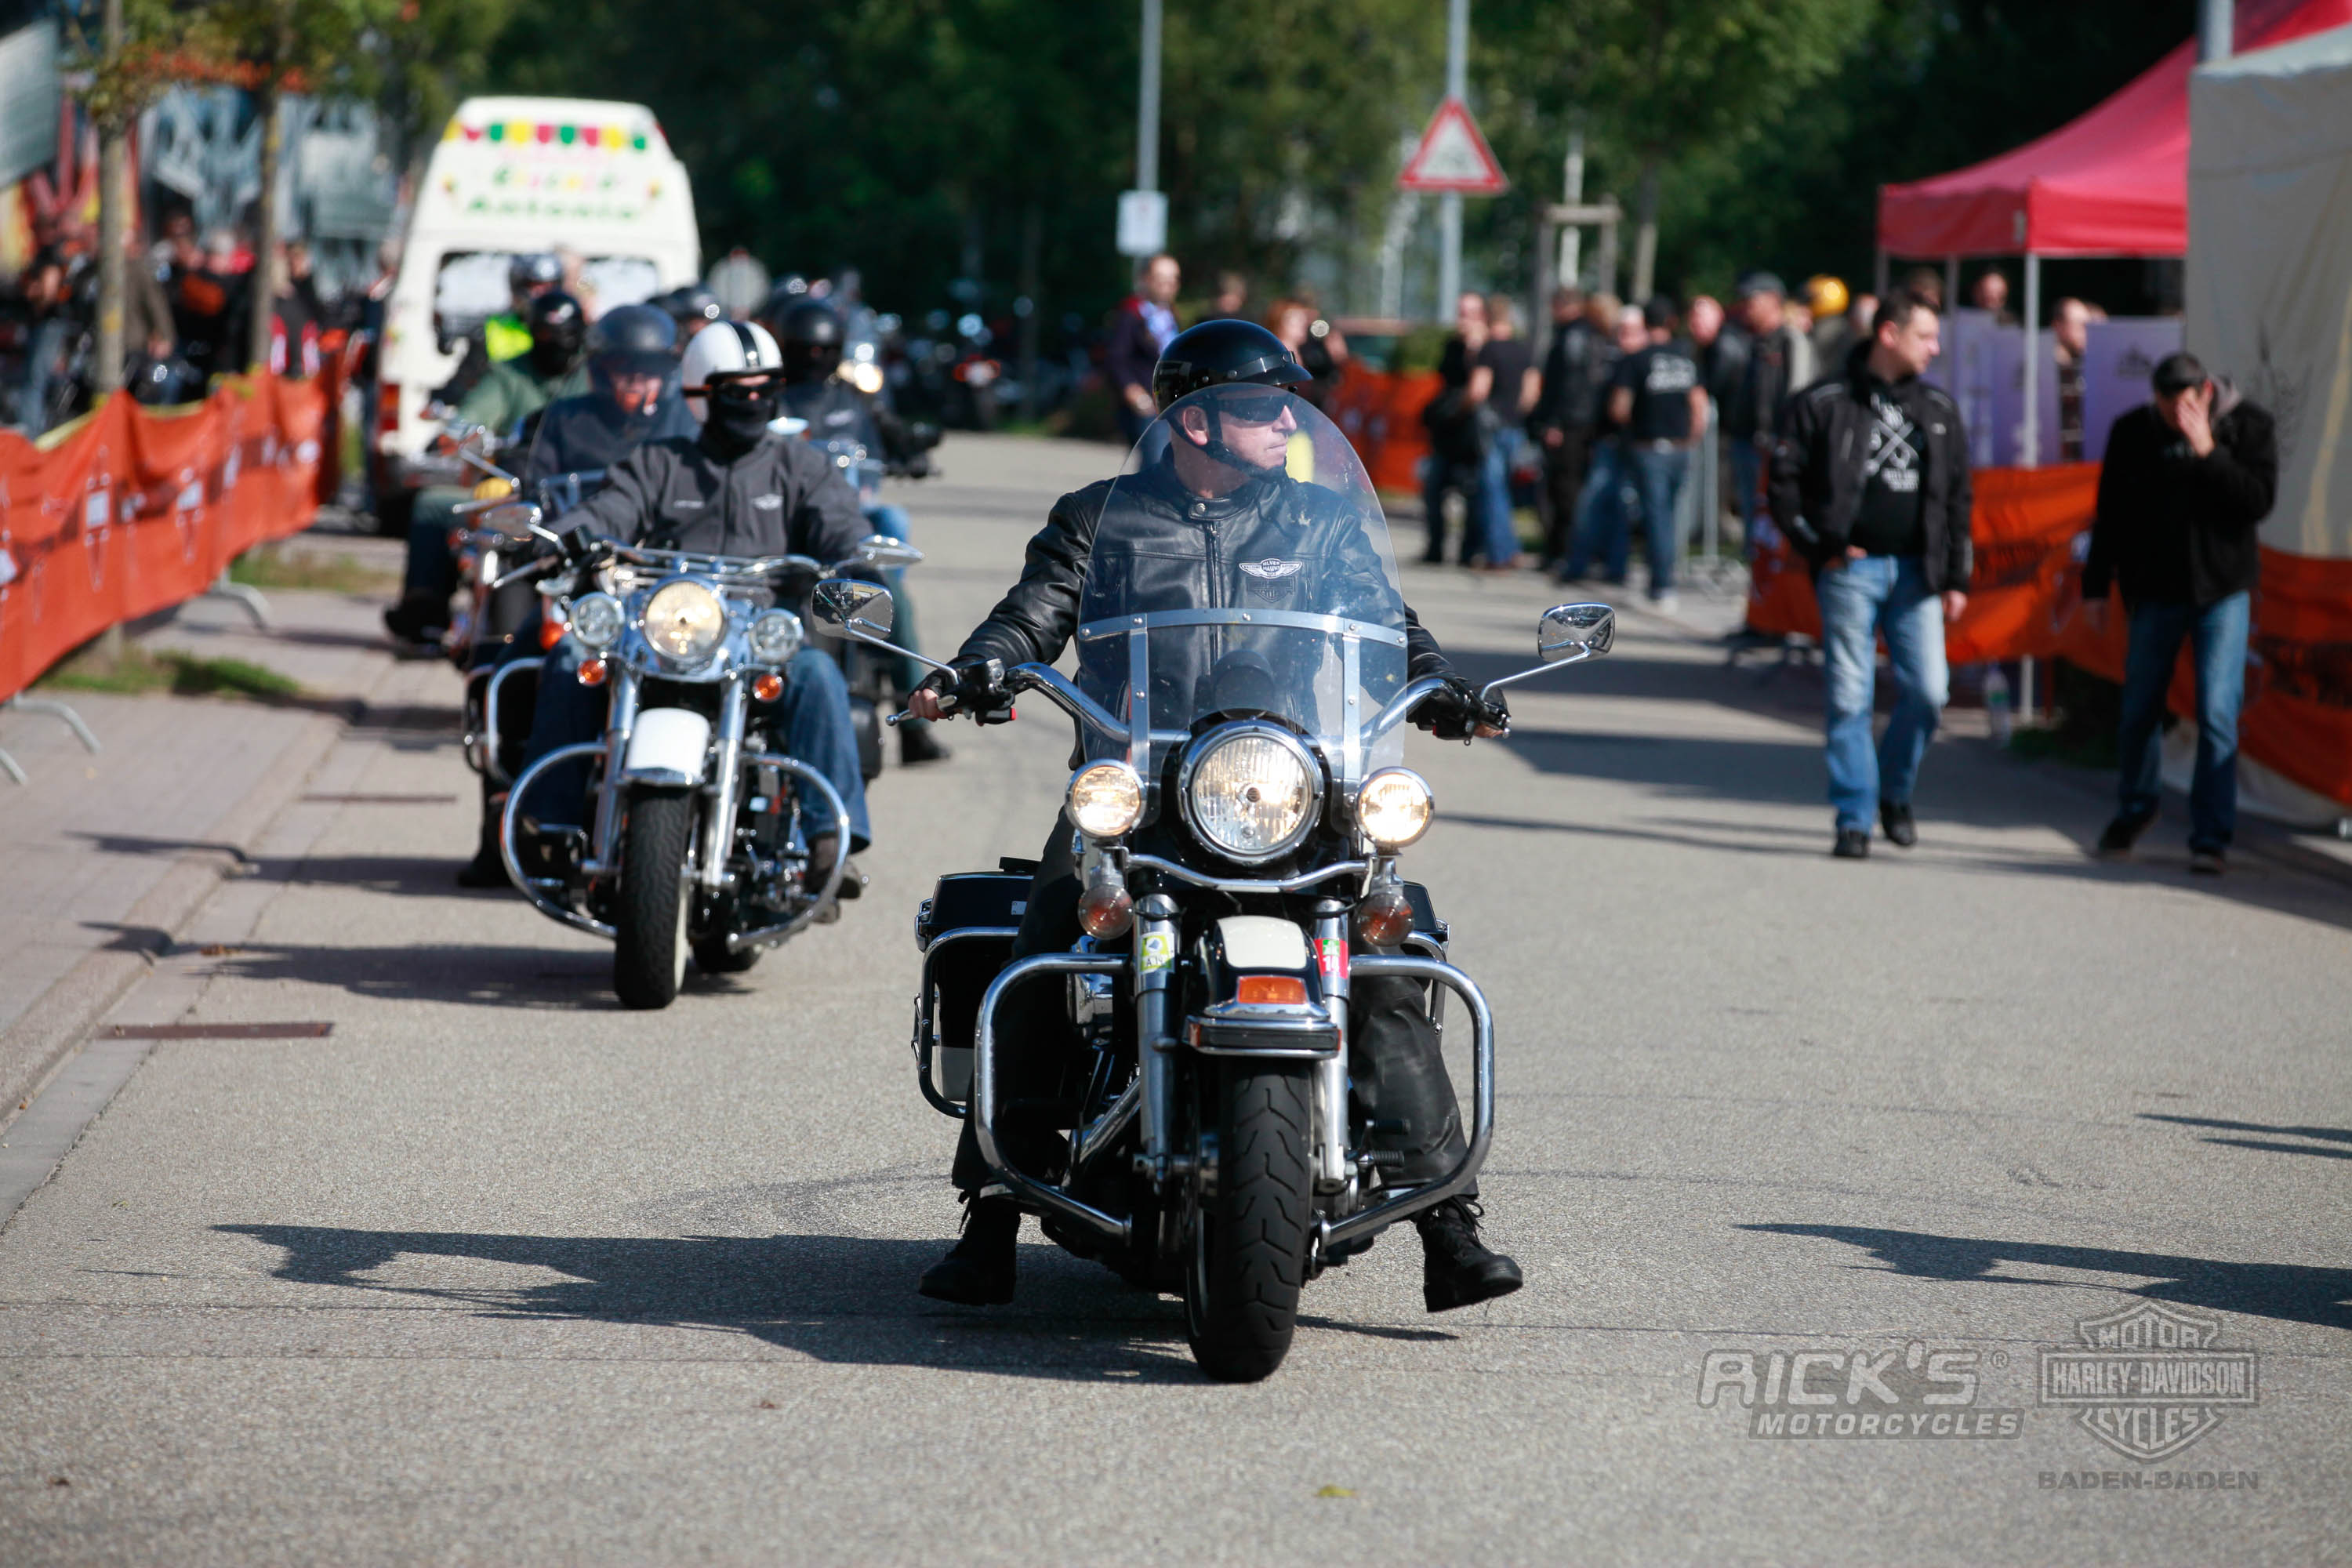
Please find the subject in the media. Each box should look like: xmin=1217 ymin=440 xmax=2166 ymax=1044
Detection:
xmin=1312 ymin=898 xmax=1352 ymax=1194
xmin=1135 ymin=891 xmax=1179 ymax=1181
xmin=587 ymin=665 xmax=641 ymax=873
xmin=698 ymin=676 xmax=750 ymax=892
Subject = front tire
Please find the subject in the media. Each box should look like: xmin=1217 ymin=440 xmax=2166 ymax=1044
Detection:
xmin=1183 ymin=1061 xmax=1316 ymax=1382
xmin=613 ymin=787 xmax=692 ymax=1009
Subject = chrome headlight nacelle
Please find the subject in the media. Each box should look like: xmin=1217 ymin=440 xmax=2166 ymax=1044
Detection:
xmin=1178 ymin=723 xmax=1322 ymax=865
xmin=642 ymin=578 xmax=727 ymax=666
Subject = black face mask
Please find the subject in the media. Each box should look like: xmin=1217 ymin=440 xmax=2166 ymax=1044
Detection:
xmin=529 ymin=336 xmax=581 ymax=379
xmin=701 ymin=382 xmax=781 ymax=459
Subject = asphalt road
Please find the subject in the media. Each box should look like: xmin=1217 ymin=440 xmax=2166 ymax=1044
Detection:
xmin=2 ymin=434 xmax=2347 ymax=1566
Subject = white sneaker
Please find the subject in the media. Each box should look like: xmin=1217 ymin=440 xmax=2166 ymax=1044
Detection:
xmin=1651 ymin=591 xmax=1680 ymax=615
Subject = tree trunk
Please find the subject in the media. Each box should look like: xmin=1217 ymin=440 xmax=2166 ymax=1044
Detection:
xmin=248 ymin=81 xmax=282 ymax=376
xmin=1630 ymin=158 xmax=1661 ymax=303
xmin=1017 ymin=203 xmax=1041 ymax=424
xmin=91 ymin=0 xmax=128 ymax=398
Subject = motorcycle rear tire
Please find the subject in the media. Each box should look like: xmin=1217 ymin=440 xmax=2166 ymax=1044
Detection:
xmin=1183 ymin=1061 xmax=1315 ymax=1383
xmin=613 ymin=787 xmax=693 ymax=1010
xmin=692 ymin=938 xmax=760 ymax=975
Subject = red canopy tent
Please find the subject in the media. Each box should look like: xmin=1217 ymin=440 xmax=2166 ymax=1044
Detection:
xmin=1877 ymin=0 xmax=2352 ymax=259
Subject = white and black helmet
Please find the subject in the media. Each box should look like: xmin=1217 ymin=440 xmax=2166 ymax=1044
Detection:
xmin=680 ymin=319 xmax=783 ymax=420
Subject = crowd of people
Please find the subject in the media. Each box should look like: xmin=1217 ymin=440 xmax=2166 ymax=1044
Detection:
xmin=0 ymin=210 xmax=354 ymax=436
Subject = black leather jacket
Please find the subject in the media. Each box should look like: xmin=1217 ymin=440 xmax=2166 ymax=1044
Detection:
xmin=953 ymin=457 xmax=1455 ymax=695
xmin=554 ymin=431 xmax=867 ymax=561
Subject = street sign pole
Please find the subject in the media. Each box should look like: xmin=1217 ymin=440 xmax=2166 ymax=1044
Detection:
xmin=1437 ymin=0 xmax=1468 ymax=318
xmin=1117 ymin=0 xmax=1168 ymax=260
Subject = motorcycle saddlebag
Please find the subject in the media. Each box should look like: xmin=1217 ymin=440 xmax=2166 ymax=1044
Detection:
xmin=916 ymin=872 xmax=1030 ymax=1102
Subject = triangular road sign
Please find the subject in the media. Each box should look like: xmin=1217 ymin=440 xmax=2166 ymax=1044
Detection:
xmin=1398 ymin=97 xmax=1508 ymax=194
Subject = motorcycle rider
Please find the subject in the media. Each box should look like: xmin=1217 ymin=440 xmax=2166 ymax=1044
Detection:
xmin=511 ymin=320 xmax=876 ymax=901
xmin=453 ymin=304 xmax=699 ymax=888
xmin=387 ymin=290 xmax=591 ymax=647
xmin=909 ymin=320 xmax=1524 ymax=1313
xmin=434 ymin=252 xmax=564 ymax=408
xmin=770 ymin=296 xmax=951 ymax=766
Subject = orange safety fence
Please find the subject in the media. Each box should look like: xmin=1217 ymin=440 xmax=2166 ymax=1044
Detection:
xmin=1326 ymin=361 xmax=1440 ymax=495
xmin=1747 ymin=463 xmax=2352 ymax=808
xmin=0 ymin=364 xmax=341 ymax=703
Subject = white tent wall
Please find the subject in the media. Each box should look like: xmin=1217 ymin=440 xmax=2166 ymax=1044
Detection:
xmin=2188 ymin=23 xmax=2352 ymax=561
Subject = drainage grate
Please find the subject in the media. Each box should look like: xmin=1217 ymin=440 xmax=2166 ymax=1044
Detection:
xmin=299 ymin=793 xmax=459 ymax=804
xmin=104 ymin=1022 xmax=334 ymax=1040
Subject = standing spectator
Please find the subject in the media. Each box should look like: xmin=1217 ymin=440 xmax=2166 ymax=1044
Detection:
xmin=1603 ymin=296 xmax=1708 ymax=611
xmin=8 ymin=249 xmax=84 ymax=434
xmin=1267 ymin=296 xmax=1347 ymax=409
xmin=1686 ymin=294 xmax=1726 ymax=364
xmin=1970 ymin=269 xmax=2015 ymax=324
xmin=1475 ymin=293 xmax=1541 ymax=569
xmin=1528 ymin=285 xmax=1606 ymax=570
xmin=1768 ymin=287 xmax=1972 ymax=859
xmin=1835 ymin=290 xmax=1877 ymax=362
xmin=171 ymin=230 xmax=246 ymax=379
xmin=1418 ymin=290 xmax=1491 ymax=564
xmin=1804 ymin=275 xmax=1851 ymax=364
xmin=1211 ymin=271 xmax=1249 ymax=320
xmin=1559 ymin=302 xmax=1646 ymax=585
xmin=2082 ymin=353 xmax=2277 ymax=873
xmin=1901 ymin=267 xmax=1945 ymax=314
xmin=1104 ymin=252 xmax=1181 ymax=449
xmin=2053 ymin=296 xmax=2092 ymax=461
xmin=1722 ymin=272 xmax=1817 ymax=560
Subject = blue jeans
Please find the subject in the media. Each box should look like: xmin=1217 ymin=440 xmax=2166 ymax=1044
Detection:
xmin=1818 ymin=554 xmax=1948 ymax=832
xmin=1563 ymin=440 xmax=1633 ymax=582
xmin=401 ymin=486 xmax=470 ymax=599
xmin=1421 ymin=454 xmax=1480 ymax=564
xmin=2115 ymin=592 xmax=2249 ymax=852
xmin=863 ymin=499 xmax=931 ymax=702
xmin=1478 ymin=427 xmax=1527 ymax=564
xmin=1730 ymin=437 xmax=1768 ymax=559
xmin=1627 ymin=444 xmax=1690 ymax=597
xmin=518 ymin=638 xmax=870 ymax=850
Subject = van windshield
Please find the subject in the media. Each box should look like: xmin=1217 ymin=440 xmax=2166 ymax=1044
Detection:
xmin=431 ymin=252 xmax=663 ymax=334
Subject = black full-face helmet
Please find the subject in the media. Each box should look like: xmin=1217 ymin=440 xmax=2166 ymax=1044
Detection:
xmin=527 ymin=289 xmax=589 ymax=369
xmin=1150 ymin=318 xmax=1311 ymax=409
xmin=775 ymin=299 xmax=846 ymax=382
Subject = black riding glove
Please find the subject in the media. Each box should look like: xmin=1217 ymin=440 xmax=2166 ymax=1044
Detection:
xmin=918 ymin=659 xmax=1015 ymax=724
xmin=1411 ymin=673 xmax=1508 ymax=741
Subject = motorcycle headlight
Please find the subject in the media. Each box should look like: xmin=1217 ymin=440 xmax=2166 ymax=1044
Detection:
xmin=568 ymin=592 xmax=624 ymax=652
xmin=1066 ymin=761 xmax=1145 ymax=839
xmin=1356 ymin=768 xmax=1434 ymax=849
xmin=748 ymin=608 xmax=804 ymax=666
xmin=1180 ymin=725 xmax=1319 ymax=864
xmin=642 ymin=579 xmax=725 ymax=664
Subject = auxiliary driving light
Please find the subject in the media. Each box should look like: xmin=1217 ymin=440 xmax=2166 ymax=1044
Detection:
xmin=1356 ymin=768 xmax=1434 ymax=849
xmin=748 ymin=608 xmax=804 ymax=665
xmin=568 ymin=591 xmax=623 ymax=651
xmin=1066 ymin=760 xmax=1145 ymax=839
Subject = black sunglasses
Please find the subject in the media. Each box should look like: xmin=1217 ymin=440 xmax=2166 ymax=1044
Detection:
xmin=1212 ymin=389 xmax=1292 ymax=422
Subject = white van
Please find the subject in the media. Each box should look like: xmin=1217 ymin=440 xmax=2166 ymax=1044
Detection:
xmin=373 ymin=96 xmax=699 ymax=517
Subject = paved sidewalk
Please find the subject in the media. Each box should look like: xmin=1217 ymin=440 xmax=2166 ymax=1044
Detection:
xmin=0 ymin=548 xmax=442 ymax=1117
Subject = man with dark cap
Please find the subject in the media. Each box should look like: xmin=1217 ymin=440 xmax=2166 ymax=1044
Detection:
xmin=2084 ymin=352 xmax=2278 ymax=873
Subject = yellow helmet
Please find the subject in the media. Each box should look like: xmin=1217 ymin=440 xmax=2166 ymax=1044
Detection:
xmin=1805 ymin=274 xmax=1849 ymax=318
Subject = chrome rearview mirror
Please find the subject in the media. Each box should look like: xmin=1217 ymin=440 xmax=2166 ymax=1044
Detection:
xmin=481 ymin=500 xmax=544 ymax=540
xmin=809 ymin=577 xmax=898 ymax=641
xmin=852 ymin=534 xmax=924 ymax=570
xmin=1540 ymin=602 xmax=1614 ymax=660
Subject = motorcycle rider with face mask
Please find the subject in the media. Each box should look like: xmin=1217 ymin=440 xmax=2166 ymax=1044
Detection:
xmin=908 ymin=319 xmax=1525 ymax=1314
xmin=768 ymin=297 xmax=951 ymax=766
xmin=508 ymin=320 xmax=877 ymax=901
xmin=388 ymin=289 xmax=592 ymax=647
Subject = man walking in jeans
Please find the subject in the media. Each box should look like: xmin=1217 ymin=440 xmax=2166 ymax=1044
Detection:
xmin=2082 ymin=352 xmax=2277 ymax=873
xmin=1769 ymin=288 xmax=1972 ymax=858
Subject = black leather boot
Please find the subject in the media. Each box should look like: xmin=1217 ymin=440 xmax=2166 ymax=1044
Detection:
xmin=1416 ymin=1197 xmax=1523 ymax=1312
xmin=456 ymin=792 xmax=510 ymax=887
xmin=918 ymin=1194 xmax=1019 ymax=1305
xmin=898 ymin=720 xmax=952 ymax=766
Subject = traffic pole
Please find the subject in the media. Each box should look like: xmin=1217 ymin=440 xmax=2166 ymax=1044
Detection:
xmin=1436 ymin=0 xmax=1467 ymax=318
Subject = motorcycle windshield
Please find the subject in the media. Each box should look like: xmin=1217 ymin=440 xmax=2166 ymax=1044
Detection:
xmin=1074 ymin=386 xmax=1408 ymax=787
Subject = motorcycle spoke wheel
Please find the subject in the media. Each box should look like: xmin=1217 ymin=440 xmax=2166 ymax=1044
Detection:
xmin=1182 ymin=1061 xmax=1315 ymax=1383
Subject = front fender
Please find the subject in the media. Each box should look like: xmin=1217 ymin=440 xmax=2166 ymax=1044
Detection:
xmin=621 ymin=707 xmax=711 ymax=787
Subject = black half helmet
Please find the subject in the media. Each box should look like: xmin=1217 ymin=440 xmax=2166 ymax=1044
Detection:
xmin=586 ymin=303 xmax=677 ymax=377
xmin=528 ymin=289 xmax=589 ymax=359
xmin=1150 ymin=318 xmax=1312 ymax=409
xmin=776 ymin=299 xmax=845 ymax=348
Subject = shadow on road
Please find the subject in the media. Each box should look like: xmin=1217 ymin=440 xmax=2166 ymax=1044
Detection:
xmin=216 ymin=1222 xmax=1221 ymax=1381
xmin=195 ymin=942 xmax=627 ymax=1009
xmin=1741 ymin=1222 xmax=2352 ymax=1332
xmin=2138 ymin=1114 xmax=2352 ymax=1162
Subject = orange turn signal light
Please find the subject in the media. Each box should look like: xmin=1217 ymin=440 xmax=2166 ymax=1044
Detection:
xmin=577 ymin=657 xmax=608 ymax=687
xmin=539 ymin=617 xmax=568 ymax=650
xmin=1356 ymin=887 xmax=1413 ymax=946
xmin=1076 ymin=881 xmax=1134 ymax=938
xmin=751 ymin=672 xmax=784 ymax=702
xmin=1236 ymin=975 xmax=1308 ymax=1006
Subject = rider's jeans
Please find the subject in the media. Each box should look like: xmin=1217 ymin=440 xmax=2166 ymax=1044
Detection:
xmin=517 ymin=636 xmax=872 ymax=850
xmin=1818 ymin=554 xmax=1948 ymax=833
xmin=401 ymin=487 xmax=470 ymax=601
xmin=949 ymin=812 xmax=1470 ymax=1198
